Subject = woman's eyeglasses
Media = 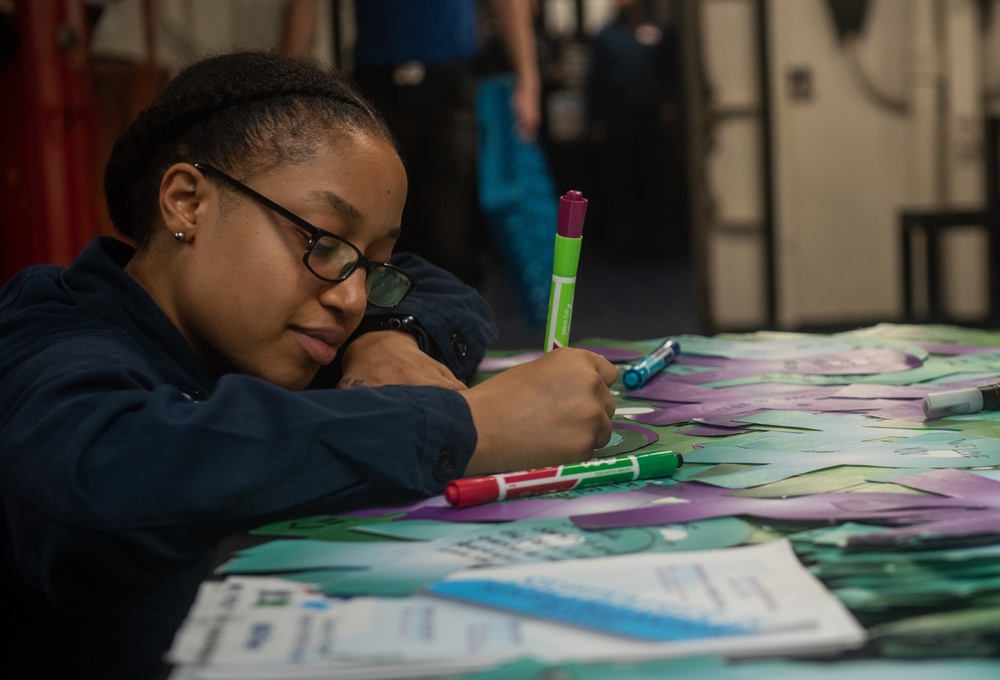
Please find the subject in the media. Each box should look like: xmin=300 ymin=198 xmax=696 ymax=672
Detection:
xmin=193 ymin=163 xmax=415 ymax=308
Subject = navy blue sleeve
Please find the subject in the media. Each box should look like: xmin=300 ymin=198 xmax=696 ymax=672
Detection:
xmin=0 ymin=332 xmax=476 ymax=603
xmin=370 ymin=252 xmax=497 ymax=379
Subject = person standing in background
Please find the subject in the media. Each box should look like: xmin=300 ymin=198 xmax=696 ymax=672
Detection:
xmin=346 ymin=0 xmax=542 ymax=287
xmin=585 ymin=0 xmax=684 ymax=258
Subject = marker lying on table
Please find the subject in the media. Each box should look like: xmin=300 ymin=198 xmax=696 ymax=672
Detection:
xmin=622 ymin=338 xmax=681 ymax=390
xmin=444 ymin=449 xmax=683 ymax=508
xmin=543 ymin=190 xmax=588 ymax=352
xmin=922 ymin=382 xmax=1000 ymax=419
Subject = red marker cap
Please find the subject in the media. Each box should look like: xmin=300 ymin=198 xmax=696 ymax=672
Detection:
xmin=557 ymin=190 xmax=588 ymax=238
xmin=444 ymin=476 xmax=501 ymax=508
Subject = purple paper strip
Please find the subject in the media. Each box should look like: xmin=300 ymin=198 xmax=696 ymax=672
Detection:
xmin=845 ymin=509 xmax=1000 ymax=546
xmin=915 ymin=342 xmax=1000 ymax=356
xmin=627 ymin=389 xmax=873 ymax=426
xmin=665 ymin=350 xmax=923 ymax=385
xmin=830 ymin=384 xmax=933 ymax=399
xmin=570 ymin=481 xmax=986 ymax=529
xmin=891 ymin=468 xmax=1000 ymax=502
xmin=678 ymin=425 xmax=754 ymax=436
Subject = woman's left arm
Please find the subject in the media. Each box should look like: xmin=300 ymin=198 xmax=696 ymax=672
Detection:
xmin=312 ymin=252 xmax=498 ymax=388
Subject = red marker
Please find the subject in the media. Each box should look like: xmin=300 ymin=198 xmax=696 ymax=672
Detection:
xmin=444 ymin=450 xmax=682 ymax=508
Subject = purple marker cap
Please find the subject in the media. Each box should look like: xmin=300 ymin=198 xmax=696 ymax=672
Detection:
xmin=558 ymin=190 xmax=588 ymax=238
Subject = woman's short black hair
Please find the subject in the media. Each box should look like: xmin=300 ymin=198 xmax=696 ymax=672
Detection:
xmin=104 ymin=51 xmax=395 ymax=247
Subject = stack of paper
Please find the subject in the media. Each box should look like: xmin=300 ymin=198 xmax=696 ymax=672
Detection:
xmin=167 ymin=541 xmax=865 ymax=679
xmin=790 ymin=522 xmax=1000 ymax=657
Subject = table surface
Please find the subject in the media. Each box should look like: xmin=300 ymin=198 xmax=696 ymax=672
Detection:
xmin=175 ymin=324 xmax=1000 ymax=679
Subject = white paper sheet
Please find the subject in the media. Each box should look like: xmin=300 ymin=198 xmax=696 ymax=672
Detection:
xmin=168 ymin=541 xmax=865 ymax=679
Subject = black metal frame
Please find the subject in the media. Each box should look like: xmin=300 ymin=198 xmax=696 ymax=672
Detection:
xmin=900 ymin=210 xmax=987 ymax=323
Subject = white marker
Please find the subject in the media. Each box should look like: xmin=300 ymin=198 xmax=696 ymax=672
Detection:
xmin=922 ymin=383 xmax=1000 ymax=419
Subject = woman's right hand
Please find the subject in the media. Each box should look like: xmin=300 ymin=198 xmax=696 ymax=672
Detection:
xmin=460 ymin=347 xmax=618 ymax=476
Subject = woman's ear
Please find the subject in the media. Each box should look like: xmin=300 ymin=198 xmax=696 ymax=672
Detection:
xmin=159 ymin=163 xmax=208 ymax=243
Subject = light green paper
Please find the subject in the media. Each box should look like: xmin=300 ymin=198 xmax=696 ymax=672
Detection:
xmin=250 ymin=513 xmax=406 ymax=542
xmin=729 ymin=466 xmax=910 ymax=498
xmin=685 ymin=412 xmax=1000 ymax=488
xmin=845 ymin=321 xmax=1000 ymax=348
xmin=673 ymin=333 xmax=930 ymax=362
xmin=221 ymin=515 xmax=754 ymax=597
xmin=223 ymin=518 xmax=662 ymax=596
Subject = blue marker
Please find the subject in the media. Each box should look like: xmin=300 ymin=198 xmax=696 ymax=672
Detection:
xmin=622 ymin=339 xmax=681 ymax=390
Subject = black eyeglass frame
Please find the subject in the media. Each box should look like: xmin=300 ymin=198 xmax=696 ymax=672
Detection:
xmin=193 ymin=162 xmax=416 ymax=308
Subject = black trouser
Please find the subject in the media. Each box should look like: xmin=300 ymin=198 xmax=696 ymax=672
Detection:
xmin=352 ymin=61 xmax=483 ymax=287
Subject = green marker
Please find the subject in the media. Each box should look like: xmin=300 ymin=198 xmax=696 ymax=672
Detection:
xmin=444 ymin=449 xmax=682 ymax=508
xmin=544 ymin=190 xmax=588 ymax=352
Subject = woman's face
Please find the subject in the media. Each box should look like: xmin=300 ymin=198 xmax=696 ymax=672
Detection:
xmin=163 ymin=133 xmax=407 ymax=390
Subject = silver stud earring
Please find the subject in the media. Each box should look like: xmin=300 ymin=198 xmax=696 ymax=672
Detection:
xmin=174 ymin=232 xmax=186 ymax=242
